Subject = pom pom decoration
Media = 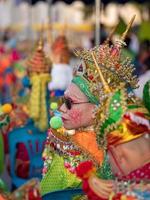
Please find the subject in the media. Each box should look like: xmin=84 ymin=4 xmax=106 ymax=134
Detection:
xmin=2 ymin=104 xmax=12 ymax=114
xmin=49 ymin=116 xmax=63 ymax=129
xmin=50 ymin=102 xmax=58 ymax=111
xmin=76 ymin=161 xmax=95 ymax=180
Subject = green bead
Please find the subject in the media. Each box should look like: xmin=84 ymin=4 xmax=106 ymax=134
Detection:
xmin=50 ymin=116 xmax=63 ymax=129
xmin=50 ymin=102 xmax=58 ymax=111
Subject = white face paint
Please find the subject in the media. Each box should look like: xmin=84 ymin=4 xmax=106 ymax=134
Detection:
xmin=60 ymin=83 xmax=96 ymax=130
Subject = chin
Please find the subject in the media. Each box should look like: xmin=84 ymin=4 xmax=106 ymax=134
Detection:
xmin=63 ymin=123 xmax=80 ymax=130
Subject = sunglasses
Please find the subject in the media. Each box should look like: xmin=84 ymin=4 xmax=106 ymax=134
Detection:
xmin=63 ymin=97 xmax=89 ymax=110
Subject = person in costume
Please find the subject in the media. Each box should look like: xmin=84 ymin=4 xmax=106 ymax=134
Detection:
xmin=40 ymin=28 xmax=118 ymax=198
xmin=59 ymin=15 xmax=150 ymax=200
xmin=40 ymin=110 xmax=104 ymax=197
xmin=48 ymin=34 xmax=73 ymax=97
xmin=10 ymin=35 xmax=51 ymax=180
xmin=40 ymin=23 xmax=123 ymax=197
xmin=0 ymin=35 xmax=49 ymax=186
xmin=27 ymin=35 xmax=51 ymax=132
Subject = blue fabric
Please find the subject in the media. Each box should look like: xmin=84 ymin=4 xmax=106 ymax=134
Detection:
xmin=4 ymin=67 xmax=13 ymax=74
xmin=54 ymin=90 xmax=65 ymax=97
xmin=22 ymin=76 xmax=31 ymax=88
xmin=42 ymin=189 xmax=83 ymax=200
xmin=8 ymin=120 xmax=47 ymax=188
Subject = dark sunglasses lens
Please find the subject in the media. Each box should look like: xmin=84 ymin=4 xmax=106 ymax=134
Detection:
xmin=64 ymin=98 xmax=72 ymax=110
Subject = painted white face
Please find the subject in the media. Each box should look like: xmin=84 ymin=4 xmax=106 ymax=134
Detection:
xmin=60 ymin=83 xmax=96 ymax=130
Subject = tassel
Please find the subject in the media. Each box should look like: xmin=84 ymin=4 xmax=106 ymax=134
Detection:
xmin=29 ymin=75 xmax=41 ymax=120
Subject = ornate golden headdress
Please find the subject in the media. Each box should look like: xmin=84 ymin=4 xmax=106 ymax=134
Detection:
xmin=74 ymin=15 xmax=139 ymax=149
xmin=75 ymin=16 xmax=137 ymax=91
xmin=74 ymin=15 xmax=138 ymax=102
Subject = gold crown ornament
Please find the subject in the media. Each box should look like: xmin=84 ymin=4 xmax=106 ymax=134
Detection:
xmin=73 ymin=15 xmax=139 ymax=149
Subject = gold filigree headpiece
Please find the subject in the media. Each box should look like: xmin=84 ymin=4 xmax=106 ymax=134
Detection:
xmin=73 ymin=16 xmax=139 ymax=149
xmin=74 ymin=15 xmax=138 ymax=104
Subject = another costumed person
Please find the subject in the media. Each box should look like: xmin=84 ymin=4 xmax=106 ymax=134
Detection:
xmin=27 ymin=35 xmax=51 ymax=131
xmin=48 ymin=33 xmax=73 ymax=98
xmin=12 ymin=36 xmax=50 ymax=180
xmin=58 ymin=15 xmax=150 ymax=200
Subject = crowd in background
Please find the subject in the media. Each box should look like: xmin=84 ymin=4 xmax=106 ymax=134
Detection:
xmin=0 ymin=24 xmax=150 ymax=104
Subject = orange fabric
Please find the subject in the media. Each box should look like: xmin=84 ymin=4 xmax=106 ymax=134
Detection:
xmin=0 ymin=195 xmax=6 ymax=200
xmin=72 ymin=131 xmax=104 ymax=165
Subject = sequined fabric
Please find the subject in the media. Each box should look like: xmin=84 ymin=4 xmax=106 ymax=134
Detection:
xmin=40 ymin=154 xmax=81 ymax=196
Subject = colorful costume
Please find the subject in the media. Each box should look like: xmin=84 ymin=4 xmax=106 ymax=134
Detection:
xmin=12 ymin=36 xmax=50 ymax=179
xmin=27 ymin=36 xmax=51 ymax=132
xmin=62 ymin=16 xmax=150 ymax=199
xmin=41 ymin=127 xmax=83 ymax=196
xmin=41 ymin=101 xmax=103 ymax=197
xmin=40 ymin=16 xmax=150 ymax=200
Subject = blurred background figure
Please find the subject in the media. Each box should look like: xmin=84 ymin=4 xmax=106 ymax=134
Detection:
xmin=48 ymin=34 xmax=73 ymax=98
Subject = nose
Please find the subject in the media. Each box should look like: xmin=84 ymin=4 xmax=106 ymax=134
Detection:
xmin=59 ymin=103 xmax=67 ymax=113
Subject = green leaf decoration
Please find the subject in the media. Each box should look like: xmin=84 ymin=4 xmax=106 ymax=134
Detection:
xmin=100 ymin=90 xmax=126 ymax=137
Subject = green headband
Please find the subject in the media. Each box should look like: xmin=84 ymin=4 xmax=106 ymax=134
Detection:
xmin=72 ymin=76 xmax=99 ymax=105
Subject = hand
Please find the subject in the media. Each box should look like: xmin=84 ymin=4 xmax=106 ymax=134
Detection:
xmin=88 ymin=176 xmax=114 ymax=199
